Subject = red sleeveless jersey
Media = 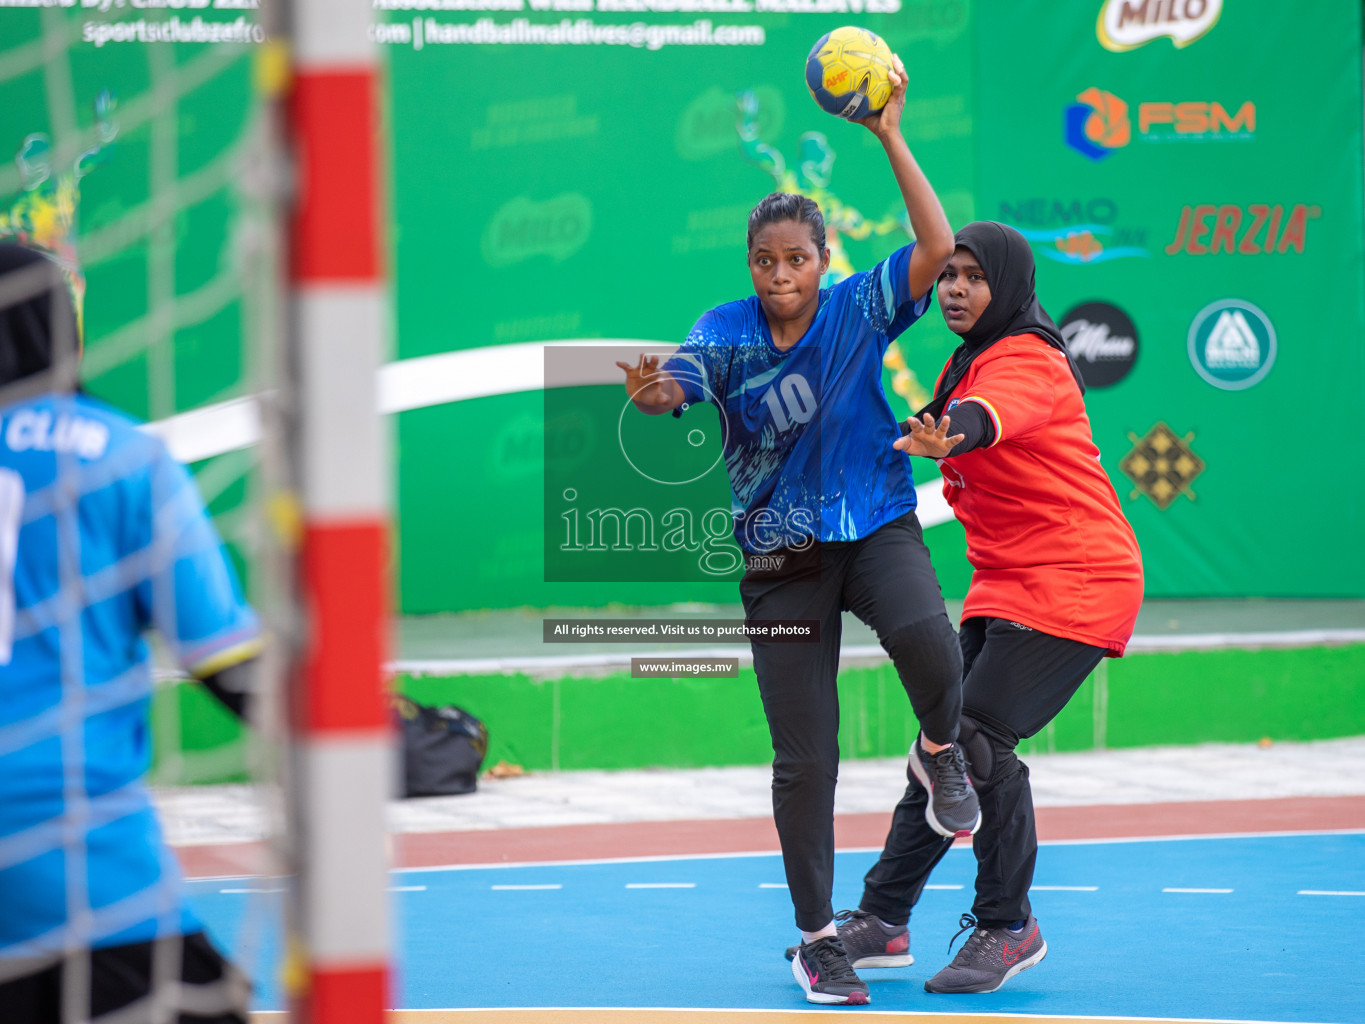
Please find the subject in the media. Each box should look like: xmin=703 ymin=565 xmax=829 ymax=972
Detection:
xmin=935 ymin=333 xmax=1144 ymax=655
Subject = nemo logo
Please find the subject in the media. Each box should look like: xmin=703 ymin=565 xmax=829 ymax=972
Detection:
xmin=1064 ymin=87 xmax=1130 ymax=161
xmin=1055 ymin=230 xmax=1106 ymax=262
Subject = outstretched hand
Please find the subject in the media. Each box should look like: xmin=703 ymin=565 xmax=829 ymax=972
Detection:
xmin=616 ymin=354 xmax=676 ymax=410
xmin=853 ymin=53 xmax=908 ymax=139
xmin=893 ymin=412 xmax=965 ymax=458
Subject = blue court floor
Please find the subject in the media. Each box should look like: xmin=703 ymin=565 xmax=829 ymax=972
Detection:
xmin=194 ymin=831 xmax=1365 ymax=1022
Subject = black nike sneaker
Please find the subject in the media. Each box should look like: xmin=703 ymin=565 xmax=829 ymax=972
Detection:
xmin=909 ymin=736 xmax=982 ymax=838
xmin=785 ymin=909 xmax=912 ymax=969
xmin=924 ymin=913 xmax=1047 ymax=994
xmin=790 ymin=935 xmax=870 ymax=1005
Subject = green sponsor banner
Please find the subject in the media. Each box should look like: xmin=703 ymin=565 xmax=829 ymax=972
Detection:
xmin=975 ymin=0 xmax=1365 ymax=597
xmin=384 ymin=0 xmax=977 ymax=610
xmin=5 ymin=1 xmax=1360 ymax=614
xmin=0 ymin=7 xmax=264 ymax=585
xmin=0 ymin=11 xmax=258 ymax=425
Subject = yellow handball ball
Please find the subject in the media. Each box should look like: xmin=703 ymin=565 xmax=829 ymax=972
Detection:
xmin=805 ymin=26 xmax=895 ymax=120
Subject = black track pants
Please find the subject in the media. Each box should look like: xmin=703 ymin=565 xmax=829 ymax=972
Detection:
xmin=740 ymin=511 xmax=962 ymax=932
xmin=0 ymin=930 xmax=249 ymax=1023
xmin=858 ymin=616 xmax=1108 ymax=930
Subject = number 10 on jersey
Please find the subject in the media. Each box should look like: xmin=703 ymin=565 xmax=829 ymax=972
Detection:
xmin=762 ymin=373 xmax=818 ymax=432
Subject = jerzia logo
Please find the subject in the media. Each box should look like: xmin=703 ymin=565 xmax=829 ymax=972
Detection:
xmin=1064 ymin=88 xmax=1129 ymax=160
xmin=1166 ymin=204 xmax=1319 ymax=255
xmin=1187 ymin=299 xmax=1276 ymax=391
xmin=1097 ymin=0 xmax=1222 ymax=52
xmin=1066 ymin=88 xmax=1253 ymax=160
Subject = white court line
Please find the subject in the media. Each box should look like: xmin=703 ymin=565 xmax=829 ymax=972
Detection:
xmin=1039 ymin=827 xmax=1365 ymax=848
xmin=390 ymin=828 xmax=1365 ymax=875
xmin=1298 ymin=889 xmax=1365 ymax=896
xmin=218 ymin=887 xmax=283 ymax=894
xmin=389 ymin=885 xmax=427 ymax=892
xmin=1163 ymin=888 xmax=1234 ymax=894
xmin=1032 ymin=885 xmax=1099 ymax=891
xmin=626 ymin=882 xmax=696 ymax=889
xmin=924 ymin=884 xmax=964 ymax=890
xmin=218 ymin=884 xmax=282 ymax=895
xmin=758 ymin=883 xmax=788 ymax=888
xmin=399 ymin=848 xmax=787 ymax=874
xmin=279 ymin=1005 xmax=1365 ymax=1023
xmin=491 ymin=884 xmax=562 ymax=890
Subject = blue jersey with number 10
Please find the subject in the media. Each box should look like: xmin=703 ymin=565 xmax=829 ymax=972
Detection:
xmin=663 ymin=243 xmax=929 ymax=554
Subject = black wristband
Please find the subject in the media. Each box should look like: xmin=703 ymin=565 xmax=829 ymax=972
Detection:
xmin=900 ymin=401 xmax=995 ymax=457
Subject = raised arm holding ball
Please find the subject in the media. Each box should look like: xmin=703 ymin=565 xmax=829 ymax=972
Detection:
xmin=618 ymin=38 xmax=980 ymax=1007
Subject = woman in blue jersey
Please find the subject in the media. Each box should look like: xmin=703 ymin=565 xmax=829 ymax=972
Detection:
xmin=617 ymin=56 xmax=974 ymax=1006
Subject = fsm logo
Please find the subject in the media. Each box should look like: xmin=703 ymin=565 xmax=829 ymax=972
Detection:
xmin=1139 ymin=100 xmax=1253 ymax=140
xmin=1064 ymin=88 xmax=1129 ymax=161
xmin=1097 ymin=0 xmax=1223 ymax=52
xmin=1065 ymin=87 xmax=1254 ymax=160
xmin=1187 ymin=299 xmax=1277 ymax=391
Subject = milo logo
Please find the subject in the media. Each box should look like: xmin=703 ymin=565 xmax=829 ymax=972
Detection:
xmin=676 ymin=86 xmax=784 ymax=161
xmin=898 ymin=0 xmax=969 ymax=44
xmin=544 ymin=407 xmax=597 ymax=475
xmin=488 ymin=413 xmax=545 ymax=481
xmin=1097 ymin=0 xmax=1222 ymax=52
xmin=483 ymin=193 xmax=592 ymax=267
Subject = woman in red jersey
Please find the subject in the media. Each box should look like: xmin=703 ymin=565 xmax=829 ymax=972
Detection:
xmin=809 ymin=221 xmax=1144 ymax=996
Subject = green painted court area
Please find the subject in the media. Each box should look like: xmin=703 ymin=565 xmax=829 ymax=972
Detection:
xmin=399 ymin=640 xmax=1365 ymax=774
xmin=153 ymin=599 xmax=1365 ymax=782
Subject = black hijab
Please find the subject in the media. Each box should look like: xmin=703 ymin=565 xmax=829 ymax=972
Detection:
xmin=0 ymin=243 xmax=79 ymax=390
xmin=916 ymin=221 xmax=1083 ymax=420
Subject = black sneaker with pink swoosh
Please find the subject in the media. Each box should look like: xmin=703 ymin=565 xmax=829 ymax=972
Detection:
xmin=924 ymin=913 xmax=1047 ymax=994
xmin=784 ymin=909 xmax=913 ymax=969
xmin=790 ymin=935 xmax=870 ymax=1005
xmin=909 ymin=736 xmax=982 ymax=838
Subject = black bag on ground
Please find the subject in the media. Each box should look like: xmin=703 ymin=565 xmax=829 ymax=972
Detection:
xmin=394 ymin=695 xmax=488 ymax=797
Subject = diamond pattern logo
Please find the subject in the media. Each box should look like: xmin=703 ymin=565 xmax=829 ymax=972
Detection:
xmin=1119 ymin=422 xmax=1205 ymax=510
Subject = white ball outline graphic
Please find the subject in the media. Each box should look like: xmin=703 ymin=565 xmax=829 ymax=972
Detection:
xmin=618 ymin=368 xmax=730 ymax=486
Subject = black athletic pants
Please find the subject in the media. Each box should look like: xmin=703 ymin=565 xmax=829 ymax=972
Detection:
xmin=858 ymin=616 xmax=1108 ymax=929
xmin=740 ymin=510 xmax=963 ymax=932
xmin=0 ymin=930 xmax=249 ymax=1023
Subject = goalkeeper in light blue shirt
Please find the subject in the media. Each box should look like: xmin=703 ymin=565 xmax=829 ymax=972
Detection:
xmin=0 ymin=243 xmax=256 ymax=1023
